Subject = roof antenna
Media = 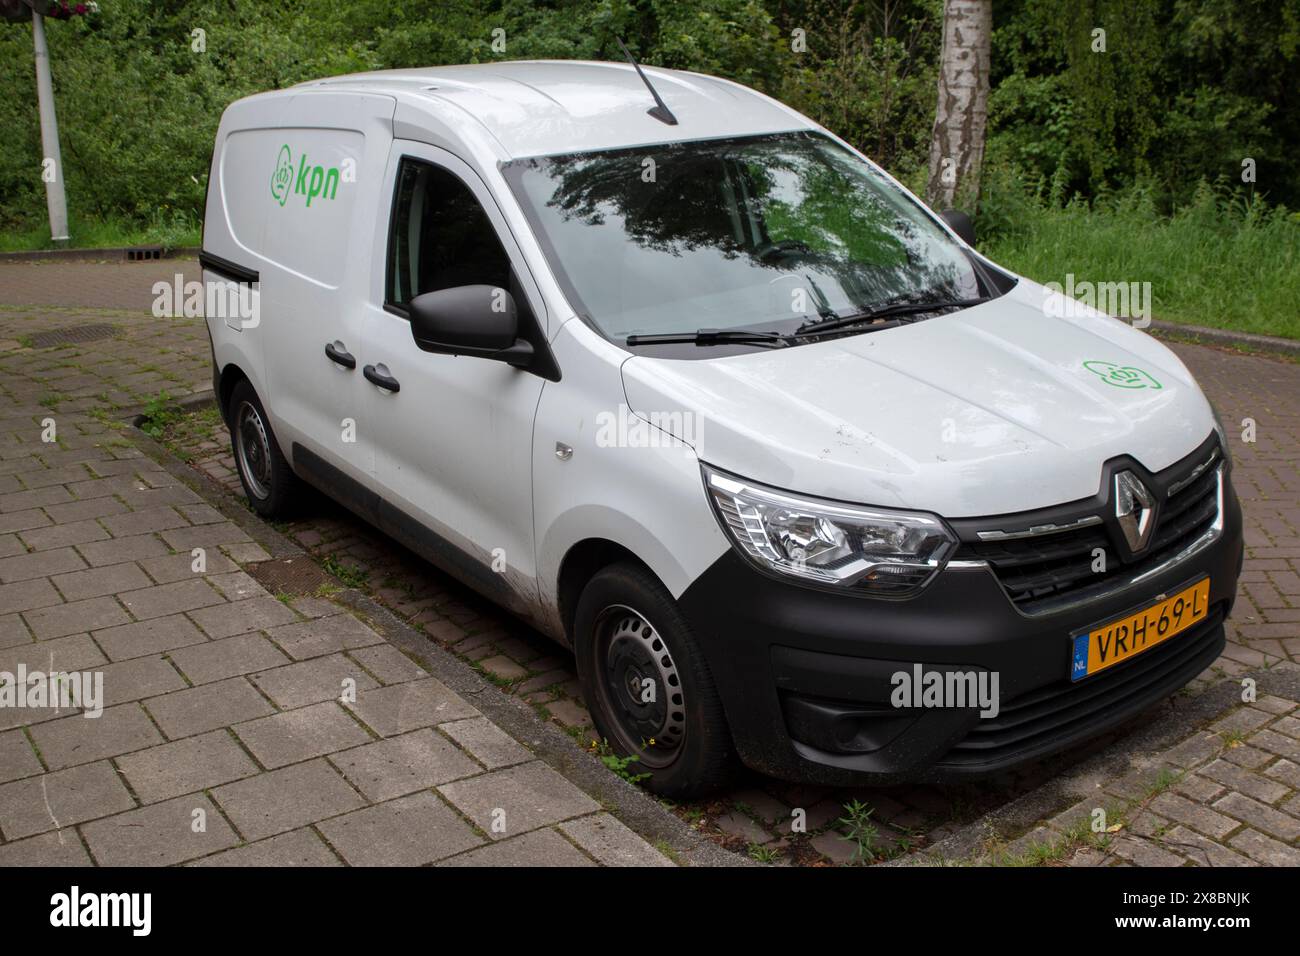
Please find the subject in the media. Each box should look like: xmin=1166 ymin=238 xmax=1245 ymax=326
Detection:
xmin=614 ymin=37 xmax=678 ymax=126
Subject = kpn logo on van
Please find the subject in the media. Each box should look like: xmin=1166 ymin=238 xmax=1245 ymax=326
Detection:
xmin=270 ymin=144 xmax=353 ymax=208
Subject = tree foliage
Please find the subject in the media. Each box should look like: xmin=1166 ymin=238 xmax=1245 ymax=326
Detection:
xmin=0 ymin=0 xmax=1295 ymax=232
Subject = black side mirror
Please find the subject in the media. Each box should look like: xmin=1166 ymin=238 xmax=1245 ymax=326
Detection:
xmin=408 ymin=284 xmax=535 ymax=369
xmin=939 ymin=208 xmax=976 ymax=246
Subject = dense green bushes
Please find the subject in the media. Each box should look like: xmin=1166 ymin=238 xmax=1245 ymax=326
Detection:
xmin=980 ymin=176 xmax=1300 ymax=338
xmin=1 ymin=1 xmax=1297 ymax=336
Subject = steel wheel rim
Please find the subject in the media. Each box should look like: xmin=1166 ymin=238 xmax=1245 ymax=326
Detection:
xmin=235 ymin=401 xmax=272 ymax=501
xmin=592 ymin=604 xmax=686 ymax=769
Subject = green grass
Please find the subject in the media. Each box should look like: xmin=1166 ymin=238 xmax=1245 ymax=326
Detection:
xmin=979 ymin=180 xmax=1300 ymax=340
xmin=0 ymin=212 xmax=200 ymax=253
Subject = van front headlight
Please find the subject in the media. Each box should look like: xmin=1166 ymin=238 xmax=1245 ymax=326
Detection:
xmin=703 ymin=466 xmax=957 ymax=596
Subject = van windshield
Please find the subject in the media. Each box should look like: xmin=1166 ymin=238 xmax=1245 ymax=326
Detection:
xmin=502 ymin=132 xmax=980 ymax=344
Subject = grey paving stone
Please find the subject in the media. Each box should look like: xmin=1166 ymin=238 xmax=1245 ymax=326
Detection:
xmin=0 ymin=533 xmax=24 ymax=558
xmin=234 ymin=701 xmax=371 ymax=769
xmin=211 ymin=759 xmax=366 ymax=842
xmin=344 ymin=677 xmax=478 ymax=737
xmin=250 ymin=653 xmax=379 ymax=710
xmin=1160 ymin=825 xmax=1253 ymax=867
xmin=146 ymin=677 xmax=275 ymax=739
xmin=118 ymin=579 xmax=224 ymax=621
xmin=0 ymin=546 xmax=86 ymax=584
xmin=1250 ymin=729 xmax=1300 ymax=760
xmin=0 ymin=508 xmax=52 ymax=535
xmin=100 ymin=505 xmax=190 ymax=538
xmin=161 ymin=523 xmax=251 ymax=552
xmin=190 ymin=828 xmax=341 ymax=867
xmin=1228 ymin=826 xmax=1300 ymax=865
xmin=0 ymin=829 xmax=93 ymax=866
xmin=0 ymin=631 xmax=105 ymax=673
xmin=82 ymin=793 xmax=239 ymax=866
xmin=167 ymin=632 xmax=289 ymax=685
xmin=0 ymin=485 xmax=73 ymax=514
xmin=30 ymin=703 xmax=163 ymax=770
xmin=329 ymin=728 xmax=480 ymax=801
xmin=265 ymin=613 xmax=384 ymax=661
xmin=318 ymin=791 xmax=483 ymax=866
xmin=439 ymin=828 xmax=595 ymax=867
xmin=92 ymin=613 xmax=208 ymax=661
xmin=43 ymin=495 xmax=128 ymax=525
xmin=138 ymin=549 xmax=238 ymax=584
xmin=0 ymin=761 xmax=135 ymax=839
xmin=0 ymin=728 xmax=43 ymax=784
xmin=1149 ymin=791 xmax=1240 ymax=840
xmin=96 ymin=655 xmax=187 ymax=707
xmin=204 ymin=571 xmax=270 ymax=603
xmin=1213 ymin=791 xmax=1300 ymax=841
xmin=0 ymin=576 xmax=63 ymax=614
xmin=76 ymin=533 xmax=170 ymax=567
xmin=347 ymin=643 xmax=427 ymax=684
xmin=18 ymin=519 xmax=109 ymax=552
xmin=439 ymin=717 xmax=533 ymax=769
xmin=559 ymin=813 xmax=673 ymax=867
xmin=115 ymin=730 xmax=259 ymax=803
xmin=438 ymin=761 xmax=600 ymax=840
xmin=23 ymin=595 xmax=130 ymax=640
xmin=1199 ymin=757 xmax=1291 ymax=804
xmin=187 ymin=595 xmax=298 ymax=640
xmin=1111 ymin=835 xmax=1187 ymax=867
xmin=1265 ymin=758 xmax=1300 ymax=789
xmin=50 ymin=562 xmax=151 ymax=602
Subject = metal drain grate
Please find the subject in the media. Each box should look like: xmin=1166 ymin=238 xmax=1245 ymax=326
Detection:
xmin=26 ymin=323 xmax=119 ymax=348
xmin=246 ymin=556 xmax=333 ymax=596
xmin=126 ymin=246 xmax=162 ymax=261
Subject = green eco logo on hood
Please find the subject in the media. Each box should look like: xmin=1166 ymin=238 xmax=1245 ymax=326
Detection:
xmin=270 ymin=144 xmax=341 ymax=208
xmin=1084 ymin=360 xmax=1163 ymax=390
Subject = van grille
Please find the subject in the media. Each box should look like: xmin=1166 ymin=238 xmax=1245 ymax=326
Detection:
xmin=954 ymin=443 xmax=1222 ymax=615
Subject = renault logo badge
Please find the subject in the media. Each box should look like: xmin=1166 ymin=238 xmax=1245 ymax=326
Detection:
xmin=1114 ymin=470 xmax=1155 ymax=553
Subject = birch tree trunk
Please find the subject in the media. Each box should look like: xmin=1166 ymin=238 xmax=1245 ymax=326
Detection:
xmin=925 ymin=0 xmax=991 ymax=210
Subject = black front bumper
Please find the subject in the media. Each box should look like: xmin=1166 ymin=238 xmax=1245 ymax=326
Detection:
xmin=677 ymin=472 xmax=1244 ymax=787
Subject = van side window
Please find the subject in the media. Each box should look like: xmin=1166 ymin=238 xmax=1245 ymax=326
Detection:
xmin=387 ymin=159 xmax=512 ymax=308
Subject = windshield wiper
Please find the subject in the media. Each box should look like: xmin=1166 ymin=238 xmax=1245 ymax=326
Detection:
xmin=793 ymin=296 xmax=990 ymax=337
xmin=624 ymin=328 xmax=787 ymax=346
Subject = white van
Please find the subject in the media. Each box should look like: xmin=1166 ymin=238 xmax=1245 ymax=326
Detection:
xmin=202 ymin=60 xmax=1243 ymax=796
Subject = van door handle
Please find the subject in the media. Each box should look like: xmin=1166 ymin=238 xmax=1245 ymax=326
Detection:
xmin=324 ymin=342 xmax=356 ymax=369
xmin=363 ymin=364 xmax=400 ymax=393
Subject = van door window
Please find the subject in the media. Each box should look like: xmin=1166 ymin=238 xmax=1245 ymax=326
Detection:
xmin=386 ymin=159 xmax=512 ymax=308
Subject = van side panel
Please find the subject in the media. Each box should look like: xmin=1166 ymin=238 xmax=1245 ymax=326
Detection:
xmin=203 ymin=94 xmax=286 ymax=404
xmin=256 ymin=92 xmax=396 ymax=487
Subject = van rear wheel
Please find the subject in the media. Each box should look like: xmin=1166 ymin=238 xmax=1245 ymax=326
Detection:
xmin=227 ymin=380 xmax=298 ymax=519
xmin=574 ymin=562 xmax=736 ymax=798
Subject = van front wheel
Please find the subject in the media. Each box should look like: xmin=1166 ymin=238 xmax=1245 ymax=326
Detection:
xmin=227 ymin=380 xmax=298 ymax=519
xmin=574 ymin=562 xmax=735 ymax=798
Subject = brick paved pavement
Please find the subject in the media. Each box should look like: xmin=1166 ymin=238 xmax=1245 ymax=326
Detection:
xmin=0 ymin=261 xmax=673 ymax=867
xmin=2 ymin=260 xmax=1298 ymax=866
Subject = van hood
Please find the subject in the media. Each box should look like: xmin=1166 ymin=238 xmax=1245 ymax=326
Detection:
xmin=619 ymin=280 xmax=1216 ymax=518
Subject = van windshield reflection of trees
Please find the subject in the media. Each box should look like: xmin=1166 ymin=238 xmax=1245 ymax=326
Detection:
xmin=509 ymin=133 xmax=977 ymax=340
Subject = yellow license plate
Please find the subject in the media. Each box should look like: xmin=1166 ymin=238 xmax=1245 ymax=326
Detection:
xmin=1070 ymin=578 xmax=1210 ymax=681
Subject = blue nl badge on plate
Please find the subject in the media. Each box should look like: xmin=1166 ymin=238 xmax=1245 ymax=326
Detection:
xmin=1070 ymin=633 xmax=1089 ymax=682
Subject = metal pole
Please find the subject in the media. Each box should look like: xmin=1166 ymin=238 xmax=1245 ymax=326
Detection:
xmin=32 ymin=9 xmax=69 ymax=244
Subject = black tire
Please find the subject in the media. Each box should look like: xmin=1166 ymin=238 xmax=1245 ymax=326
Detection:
xmin=227 ymin=379 xmax=299 ymax=519
xmin=574 ymin=561 xmax=736 ymax=798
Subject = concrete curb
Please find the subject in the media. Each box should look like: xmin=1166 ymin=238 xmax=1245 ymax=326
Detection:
xmin=1148 ymin=319 xmax=1300 ymax=359
xmin=889 ymin=662 xmax=1300 ymax=865
xmin=123 ymin=390 xmax=749 ymax=868
xmin=0 ymin=245 xmax=200 ymax=264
